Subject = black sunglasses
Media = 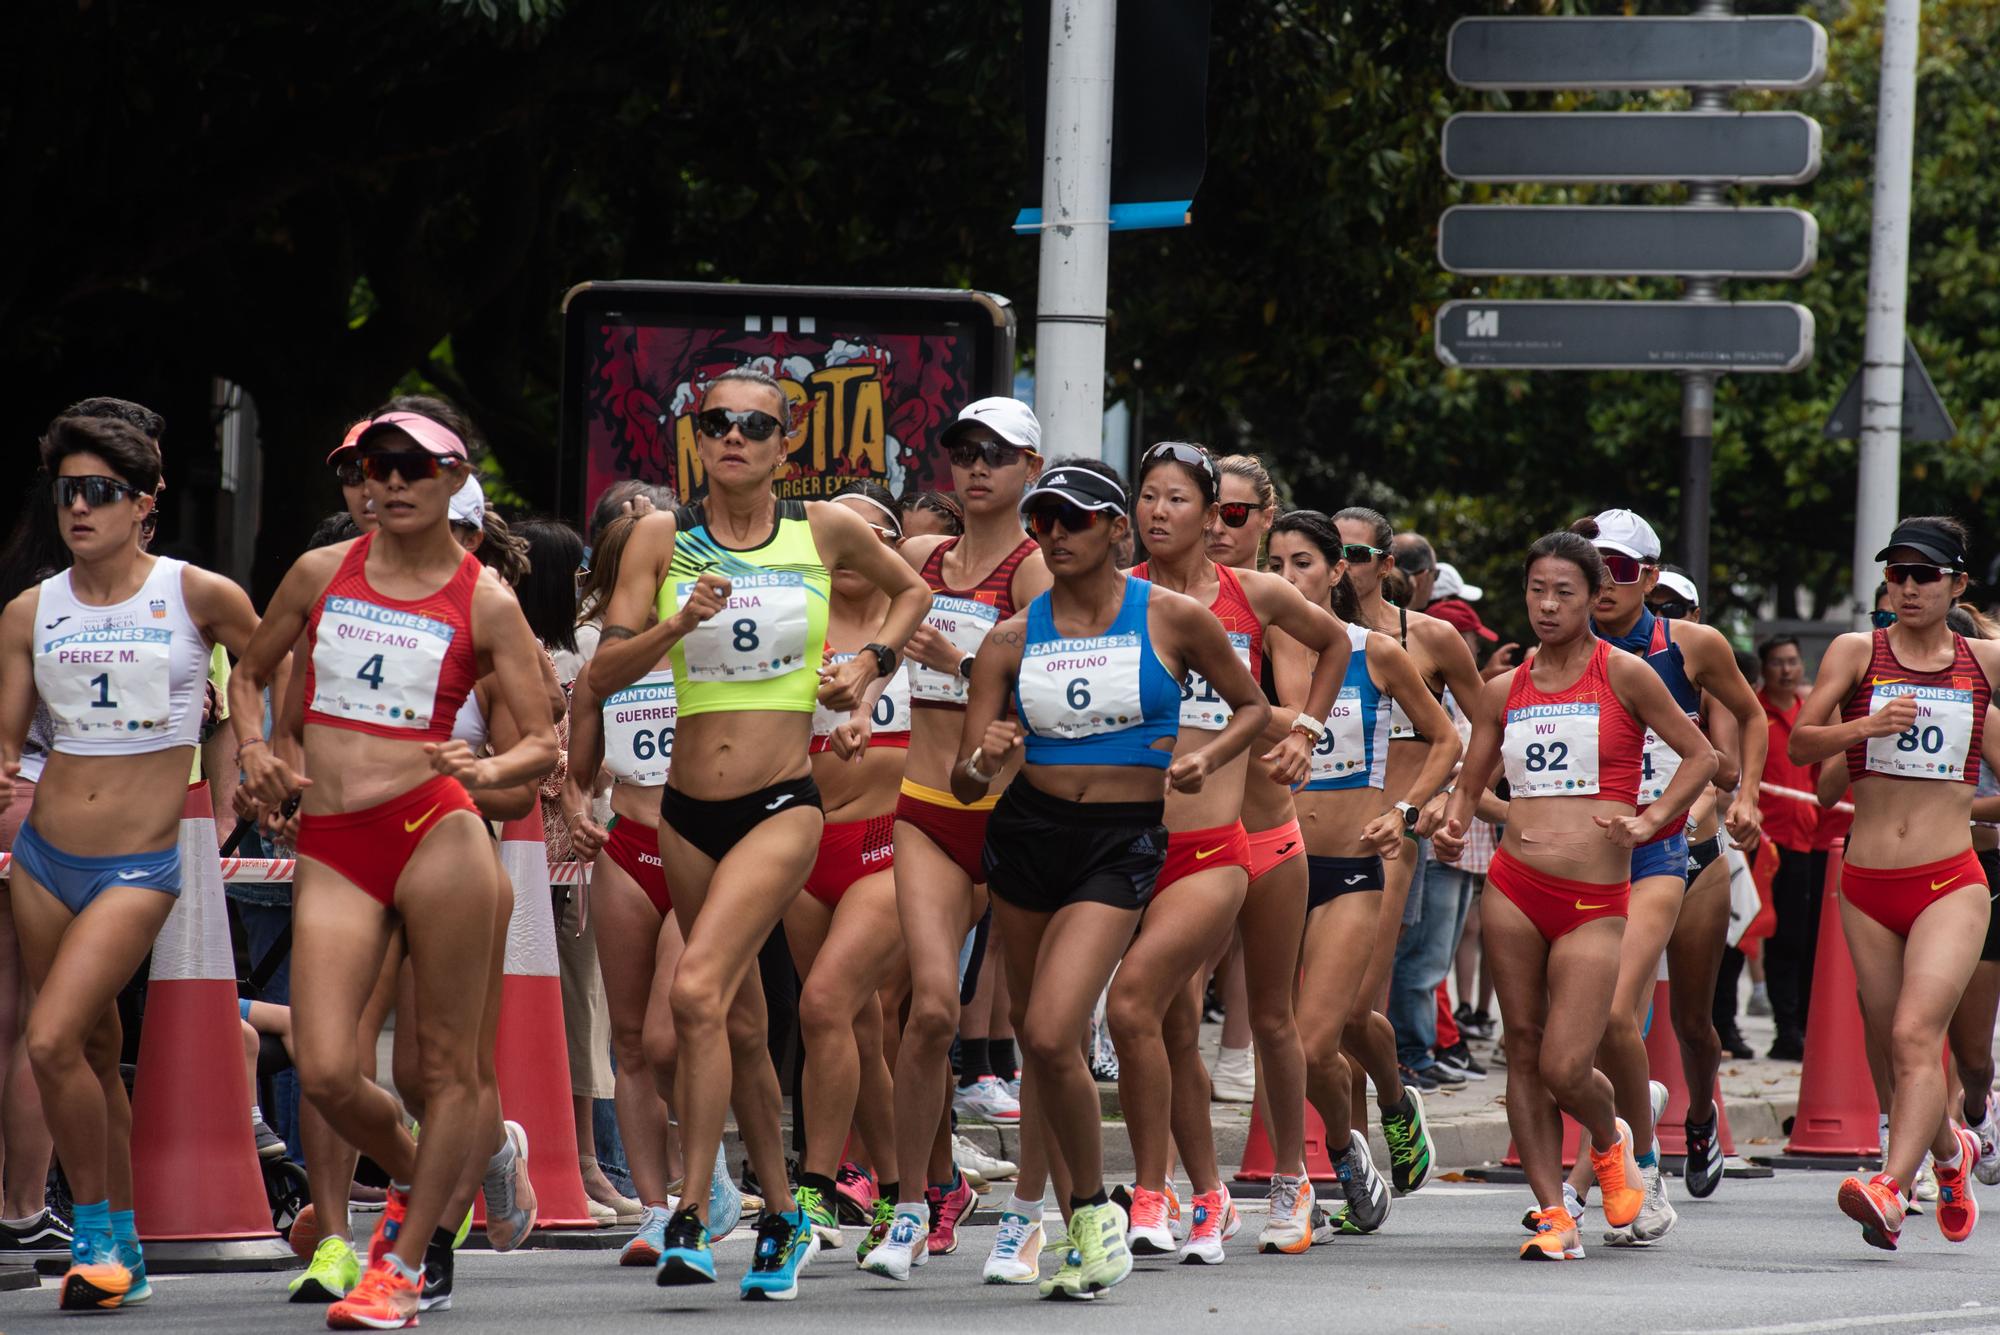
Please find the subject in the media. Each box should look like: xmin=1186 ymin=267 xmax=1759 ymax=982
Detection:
xmin=1884 ymin=562 xmax=1955 ymax=586
xmin=1870 ymin=609 xmax=1898 ymax=629
xmin=334 ymin=460 xmax=366 ymax=487
xmin=1025 ymin=499 xmax=1102 ymax=536
xmin=1341 ymin=543 xmax=1386 ymax=565
xmin=360 ymin=450 xmax=451 ymax=483
xmin=1216 ymin=501 xmax=1257 ymax=528
xmin=949 ymin=438 xmax=1036 ymax=470
xmin=1649 ymin=598 xmax=1691 ymax=621
xmin=54 ymin=475 xmax=145 ymax=509
xmin=696 ymin=407 xmax=784 ymax=442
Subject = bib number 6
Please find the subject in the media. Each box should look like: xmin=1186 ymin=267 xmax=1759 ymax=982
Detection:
xmin=1066 ymin=678 xmax=1091 ymax=710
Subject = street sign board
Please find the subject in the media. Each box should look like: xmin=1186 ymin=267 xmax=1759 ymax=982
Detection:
xmin=1439 ymin=206 xmax=1817 ymax=279
xmin=1435 ymin=301 xmax=1813 ymax=373
xmin=1442 ymin=112 xmax=1820 ymax=185
xmin=1822 ymin=337 xmax=1956 ymax=441
xmin=1447 ymin=16 xmax=1827 ymax=92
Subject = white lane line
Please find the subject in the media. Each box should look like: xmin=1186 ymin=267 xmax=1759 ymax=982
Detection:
xmin=1662 ymin=1304 xmax=1989 ymax=1335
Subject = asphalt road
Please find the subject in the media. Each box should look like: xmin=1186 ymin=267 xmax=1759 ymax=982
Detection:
xmin=3 ymin=1173 xmax=1997 ymax=1333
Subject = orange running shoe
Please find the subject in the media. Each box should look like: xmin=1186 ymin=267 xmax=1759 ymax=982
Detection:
xmin=1837 ymin=1173 xmax=1905 ymax=1252
xmin=326 ymin=1258 xmax=420 ymax=1330
xmin=365 ymin=1186 xmax=411 ymax=1270
xmin=1589 ymin=1118 xmax=1643 ymax=1230
xmin=1519 ymin=1206 xmax=1584 ymax=1261
xmin=1935 ymin=1126 xmax=1981 ymax=1244
xmin=59 ymin=1237 xmax=133 ymax=1312
xmin=1126 ymin=1186 xmax=1176 ymax=1256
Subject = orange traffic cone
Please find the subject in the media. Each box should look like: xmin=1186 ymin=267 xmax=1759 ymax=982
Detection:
xmin=472 ymin=809 xmax=597 ymax=1240
xmin=1231 ymin=1095 xmax=1341 ymax=1188
xmin=1642 ymin=977 xmax=1740 ymax=1158
xmin=1783 ymin=844 xmax=1882 ymax=1159
xmin=129 ymin=784 xmax=294 ymax=1269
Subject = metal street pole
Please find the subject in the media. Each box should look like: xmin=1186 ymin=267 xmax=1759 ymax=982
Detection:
xmin=1850 ymin=0 xmax=1920 ymax=626
xmin=1677 ymin=0 xmax=1730 ymax=604
xmin=1033 ymin=0 xmax=1116 ymax=461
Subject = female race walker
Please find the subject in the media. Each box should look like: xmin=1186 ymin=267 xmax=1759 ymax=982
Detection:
xmin=589 ymin=367 xmax=929 ymax=1301
xmin=1113 ymin=444 xmax=1347 ymax=1264
xmin=230 ymin=403 xmax=557 ymax=1330
xmin=1433 ymin=530 xmax=1711 ymax=1262
xmin=1789 ymin=516 xmax=1999 ymax=1252
xmin=0 ymin=414 xmax=258 ymax=1311
xmin=1268 ymin=510 xmax=1457 ymax=1244
xmin=953 ymin=460 xmax=1269 ymax=1300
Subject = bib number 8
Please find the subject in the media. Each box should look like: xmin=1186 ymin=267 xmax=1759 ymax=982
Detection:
xmin=1523 ymin=741 xmax=1570 ymax=773
xmin=732 ymin=620 xmax=760 ymax=652
xmin=1896 ymin=725 xmax=1947 ymax=755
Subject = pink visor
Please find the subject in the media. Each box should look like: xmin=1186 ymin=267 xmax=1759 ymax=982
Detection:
xmin=326 ymin=411 xmax=468 ymax=464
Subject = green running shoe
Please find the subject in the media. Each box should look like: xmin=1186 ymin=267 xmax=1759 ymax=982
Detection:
xmin=1037 ymin=1245 xmax=1094 ymax=1301
xmin=288 ymin=1235 xmax=361 ymax=1303
xmin=794 ymin=1184 xmax=844 ymax=1254
xmin=1070 ymin=1202 xmax=1133 ymax=1295
xmin=1382 ymin=1085 xmax=1436 ymax=1196
xmin=854 ymin=1197 xmax=895 ymax=1266
xmin=452 ymin=1208 xmax=473 ymax=1251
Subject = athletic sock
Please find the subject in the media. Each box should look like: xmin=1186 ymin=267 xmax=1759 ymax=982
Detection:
xmin=799 ymin=1172 xmax=838 ymax=1205
xmin=894 ymin=1199 xmax=927 ymax=1228
xmin=1068 ymin=1189 xmax=1109 ymax=1213
xmin=957 ymin=1038 xmax=991 ymax=1088
xmin=250 ymin=1103 xmax=265 ymax=1123
xmin=72 ymin=1200 xmax=111 ymax=1260
xmin=991 ymin=1037 xmax=1019 ymax=1081
xmin=1636 ymin=1148 xmax=1659 ymax=1170
xmin=1381 ymin=1093 xmax=1413 ymax=1119
xmin=1938 ymin=1142 xmax=1965 ymax=1173
xmin=930 ymin=1169 xmax=962 ymax=1194
xmin=385 ymin=1252 xmax=422 ymax=1284
xmin=878 ymin=1181 xmax=900 ymax=1206
xmin=110 ymin=1209 xmax=138 ymax=1250
xmin=1005 ymin=1194 xmax=1044 ymax=1222
xmin=430 ymin=1226 xmax=456 ymax=1253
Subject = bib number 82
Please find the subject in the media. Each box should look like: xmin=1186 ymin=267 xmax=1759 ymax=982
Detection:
xmin=1523 ymin=741 xmax=1569 ymax=773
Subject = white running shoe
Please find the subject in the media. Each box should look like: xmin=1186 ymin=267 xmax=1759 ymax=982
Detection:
xmin=954 ymin=1134 xmax=1017 ymax=1185
xmin=1915 ymin=1154 xmax=1941 ymax=1204
xmin=983 ymin=1213 xmax=1044 ymax=1284
xmin=860 ymin=1209 xmax=927 ymax=1281
xmin=954 ymin=1076 xmax=1022 ymax=1124
xmin=1973 ymin=1100 xmax=2000 ymax=1187
xmin=1257 ymin=1173 xmax=1315 ymax=1254
xmin=1209 ymin=1045 xmax=1255 ymax=1103
xmin=1608 ymin=1164 xmax=1678 ymax=1246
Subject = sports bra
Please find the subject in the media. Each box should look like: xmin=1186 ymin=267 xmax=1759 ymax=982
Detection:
xmin=812 ymin=651 xmax=912 ymax=752
xmin=1015 ymin=576 xmax=1181 ymax=769
xmin=1598 ymin=609 xmax=1702 ymax=837
xmin=1387 ymin=605 xmax=1444 ymax=743
xmin=657 ymin=500 xmax=831 ymax=719
xmin=602 ymin=667 xmax=677 ymax=787
xmin=1501 ymin=639 xmax=1644 ymax=806
xmin=1132 ymin=560 xmax=1263 ymax=732
xmin=32 ymin=557 xmax=211 ymax=756
xmin=450 ymin=688 xmax=488 ymax=750
xmin=910 ymin=535 xmax=1039 ymax=708
xmin=1841 ymin=628 xmax=1991 ymax=786
xmin=1305 ymin=623 xmax=1389 ymax=791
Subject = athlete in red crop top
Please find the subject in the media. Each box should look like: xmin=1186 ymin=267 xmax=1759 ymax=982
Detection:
xmin=1435 ymin=531 xmax=1712 ymax=1261
xmin=230 ymin=398 xmax=558 ymax=1326
xmin=1791 ymin=517 xmax=2000 ymax=1251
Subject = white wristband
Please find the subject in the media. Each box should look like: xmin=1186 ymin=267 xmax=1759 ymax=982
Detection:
xmin=964 ymin=748 xmax=998 ymax=784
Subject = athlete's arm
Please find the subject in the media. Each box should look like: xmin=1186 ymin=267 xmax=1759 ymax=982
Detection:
xmin=1815 ymin=757 xmax=1848 ymax=809
xmin=1245 ymin=570 xmax=1348 ymax=781
xmin=468 ymin=679 xmax=540 ymax=822
xmin=1790 ymin=633 xmax=1903 ymax=764
xmin=229 ymin=548 xmax=341 ymax=805
xmin=1683 ymin=622 xmax=1766 ymax=846
xmin=1974 ymin=706 xmax=2000 ymax=824
xmin=1159 ymin=591 xmax=1271 ymax=794
xmin=1434 ymin=671 xmax=1511 ymax=862
xmin=812 ymin=502 xmax=932 ymax=711
xmin=1009 ymin=548 xmax=1054 ymax=610
xmin=1706 ymin=691 xmax=1742 ymax=794
xmin=1375 ymin=634 xmax=1462 ymax=812
xmin=182 ymin=566 xmax=262 ymax=661
xmin=561 ymin=659 xmax=610 ymax=858
xmin=950 ymin=616 xmax=1027 ymax=806
xmin=0 ymin=593 xmax=35 ymax=799
xmin=429 ymin=573 xmax=557 ymax=790
xmin=1417 ymin=616 xmax=1488 ymax=730
xmin=1600 ymin=651 xmax=1716 ymax=845
xmin=587 ymin=512 xmax=722 ymax=698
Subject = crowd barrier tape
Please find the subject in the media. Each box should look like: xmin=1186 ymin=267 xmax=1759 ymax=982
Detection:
xmin=1757 ymin=780 xmax=1854 ymax=815
xmin=0 ymin=853 xmax=592 ymax=886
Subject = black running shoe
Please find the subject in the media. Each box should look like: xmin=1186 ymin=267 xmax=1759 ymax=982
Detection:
xmin=420 ymin=1233 xmax=454 ymax=1313
xmin=1718 ymin=1027 xmax=1753 ymax=1060
xmin=1434 ymin=1041 xmax=1487 ymax=1080
xmin=1683 ymin=1106 xmax=1724 ymax=1200
xmin=0 ymin=1207 xmax=73 ymax=1253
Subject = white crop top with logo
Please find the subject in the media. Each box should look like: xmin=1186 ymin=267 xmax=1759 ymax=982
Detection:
xmin=602 ymin=667 xmax=678 ymax=788
xmin=32 ymin=558 xmax=212 ymax=757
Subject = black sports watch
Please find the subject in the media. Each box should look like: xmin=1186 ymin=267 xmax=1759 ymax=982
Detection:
xmin=958 ymin=654 xmax=978 ymax=681
xmin=861 ymin=643 xmax=899 ymax=679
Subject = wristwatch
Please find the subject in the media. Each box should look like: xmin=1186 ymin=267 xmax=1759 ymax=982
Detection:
xmin=1395 ymin=800 xmax=1420 ymax=829
xmin=861 ymin=643 xmax=899 ymax=678
xmin=958 ymin=654 xmax=978 ymax=681
xmin=1289 ymin=712 xmax=1328 ymax=742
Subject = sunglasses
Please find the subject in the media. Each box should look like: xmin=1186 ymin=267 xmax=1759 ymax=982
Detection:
xmin=1216 ymin=501 xmax=1257 ymax=528
xmin=948 ymin=438 xmax=1036 ymax=469
xmin=1142 ymin=441 xmax=1217 ymax=482
xmin=360 ymin=450 xmax=452 ymax=483
xmin=1870 ymin=609 xmax=1899 ymax=629
xmin=54 ymin=475 xmax=146 ymax=509
xmin=696 ymin=407 xmax=784 ymax=442
xmin=1884 ymin=562 xmax=1956 ymax=585
xmin=865 ymin=522 xmax=900 ymax=546
xmin=334 ymin=460 xmax=367 ymax=488
xmin=1341 ymin=543 xmax=1387 ymax=565
xmin=1025 ymin=500 xmax=1103 ymax=536
xmin=1598 ymin=551 xmax=1649 ymax=585
xmin=1649 ymin=598 xmax=1691 ymax=621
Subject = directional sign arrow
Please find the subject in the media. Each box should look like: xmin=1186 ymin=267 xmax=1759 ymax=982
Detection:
xmin=1447 ymin=16 xmax=1828 ymax=92
xmin=1439 ymin=206 xmax=1817 ymax=279
xmin=1435 ymin=301 xmax=1814 ymax=374
xmin=1822 ymin=337 xmax=1956 ymax=441
xmin=1442 ymin=112 xmax=1821 ymax=185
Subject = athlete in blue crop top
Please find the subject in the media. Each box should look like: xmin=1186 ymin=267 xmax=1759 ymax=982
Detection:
xmin=949 ymin=461 xmax=1268 ymax=1299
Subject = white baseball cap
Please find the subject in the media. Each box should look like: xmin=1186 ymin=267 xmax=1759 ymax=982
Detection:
xmin=1432 ymin=562 xmax=1483 ymax=602
xmin=1655 ymin=570 xmax=1700 ymax=606
xmin=941 ymin=397 xmax=1041 ymax=454
xmin=449 ymin=474 xmax=485 ymax=529
xmin=1591 ymin=508 xmax=1661 ymax=562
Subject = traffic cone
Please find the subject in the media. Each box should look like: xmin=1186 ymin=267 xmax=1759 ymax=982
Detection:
xmin=1231 ymin=1096 xmax=1341 ymax=1188
xmin=472 ymin=808 xmax=598 ymax=1240
xmin=129 ymin=783 xmax=295 ymax=1269
xmin=1783 ymin=844 xmax=1882 ymax=1159
xmin=1643 ymin=976 xmax=1740 ymax=1159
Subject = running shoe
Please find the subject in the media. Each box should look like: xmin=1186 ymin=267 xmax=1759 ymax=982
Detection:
xmin=1588 ymin=1118 xmax=1644 ymax=1230
xmin=419 ymin=1231 xmax=453 ymax=1313
xmin=1126 ymin=1185 xmax=1176 ymax=1255
xmin=255 ymin=1111 xmax=288 ymax=1160
xmin=795 ymin=1184 xmax=843 ymax=1254
xmin=954 ymin=1133 xmax=1018 ymax=1185
xmin=621 ymin=1203 xmax=673 ymax=1267
xmin=1936 ymin=1125 xmax=1981 ymax=1244
xmin=1257 ymin=1172 xmax=1315 ymax=1254
xmin=1334 ymin=1128 xmax=1392 ymax=1233
xmin=364 ymin=1186 xmax=409 ymax=1269
xmin=859 ymin=1207 xmax=926 ymax=1280
xmin=326 ymin=1258 xmax=420 ymax=1330
xmin=741 ymin=1208 xmax=814 ymax=1302
xmin=1914 ymin=1153 xmax=1940 ymax=1204
xmin=1453 ymin=1004 xmax=1496 ymax=1041
xmin=116 ymin=1243 xmax=150 ymax=1306
xmin=290 ymin=1235 xmax=363 ymax=1302
xmin=1038 ymin=1244 xmax=1093 ymax=1301
xmin=0 ymin=1206 xmax=73 ymax=1255
xmin=1837 ymin=1173 xmax=1905 ymax=1251
xmin=1071 ymin=1201 xmax=1133 ymax=1295
xmin=655 ymin=1205 xmax=716 ymax=1285
xmin=709 ymin=1143 xmax=745 ymax=1240
xmin=1519 ymin=1205 xmax=1584 ymax=1261
xmin=953 ymin=1075 xmax=1022 ymax=1124
xmin=59 ymin=1233 xmax=131 ymax=1312
xmin=1682 ymin=1102 xmax=1725 ymax=1199
xmin=289 ymin=1202 xmax=324 ymax=1260
xmin=1608 ymin=1165 xmax=1678 ymax=1247
xmin=834 ymin=1162 xmax=878 ymax=1223
xmin=1209 ymin=1045 xmax=1255 ymax=1103
xmin=1974 ymin=1101 xmax=2000 ymax=1187
xmin=481 ymin=1121 xmax=538 ymax=1252
xmin=926 ymin=1174 xmax=976 ymax=1255
xmin=1746 ymin=983 xmax=1772 ymax=1017
xmin=1179 ymin=1188 xmax=1236 ymax=1265
xmin=1398 ymin=1062 xmax=1444 ymax=1092
xmin=1382 ymin=1087 xmax=1437 ymax=1195
xmin=1432 ymin=1041 xmax=1487 ymax=1080
xmin=854 ymin=1198 xmax=895 ymax=1267
xmin=984 ymin=1211 xmax=1044 ymax=1283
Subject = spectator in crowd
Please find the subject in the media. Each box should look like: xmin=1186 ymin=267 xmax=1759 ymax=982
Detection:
xmin=1752 ymin=636 xmax=1817 ymax=1062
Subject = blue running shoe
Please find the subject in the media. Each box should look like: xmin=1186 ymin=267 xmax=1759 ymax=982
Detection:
xmin=622 ymin=1203 xmax=673 ymax=1267
xmin=655 ymin=1206 xmax=716 ymax=1286
xmin=740 ymin=1209 xmax=813 ymax=1302
xmin=116 ymin=1243 xmax=150 ymax=1307
xmin=709 ymin=1144 xmax=744 ymax=1240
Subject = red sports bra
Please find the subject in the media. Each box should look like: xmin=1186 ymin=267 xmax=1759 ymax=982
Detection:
xmin=303 ymin=533 xmax=483 ymax=744
xmin=1842 ymin=628 xmax=1990 ymax=786
xmin=1501 ymin=639 xmax=1644 ymax=807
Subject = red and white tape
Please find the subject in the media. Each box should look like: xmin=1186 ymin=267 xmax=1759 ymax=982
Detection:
xmin=0 ymin=853 xmax=590 ymax=886
xmin=1757 ymin=780 xmax=1855 ymax=815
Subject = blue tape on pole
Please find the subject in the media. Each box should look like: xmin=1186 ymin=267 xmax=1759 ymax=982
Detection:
xmin=1012 ymin=200 xmax=1194 ymax=234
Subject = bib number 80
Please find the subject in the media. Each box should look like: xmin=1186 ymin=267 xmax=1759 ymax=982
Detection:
xmin=1896 ymin=725 xmax=1947 ymax=754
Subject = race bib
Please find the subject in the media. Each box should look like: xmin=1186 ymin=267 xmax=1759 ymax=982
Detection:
xmin=1865 ymin=684 xmax=1974 ymax=780
xmin=1308 ymin=685 xmax=1367 ymax=783
xmin=36 ymin=626 xmax=174 ymax=738
xmin=602 ymin=670 xmax=677 ymax=786
xmin=677 ymin=572 xmax=809 ymax=682
xmin=1443 ymin=687 xmax=1474 ymax=747
xmin=814 ymin=653 xmax=912 ymax=737
xmin=1637 ymin=719 xmax=1695 ymax=805
xmin=908 ymin=596 xmax=1000 ymax=703
xmin=1019 ymin=632 xmax=1145 ymax=740
xmin=1179 ymin=633 xmax=1251 ymax=730
xmin=311 ymin=597 xmax=454 ymax=730
xmin=1388 ymin=697 xmax=1419 ymax=742
xmin=1502 ymin=702 xmax=1602 ymax=798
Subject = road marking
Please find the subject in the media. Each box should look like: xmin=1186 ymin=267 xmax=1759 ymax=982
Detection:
xmin=1663 ymin=1305 xmax=1986 ymax=1335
